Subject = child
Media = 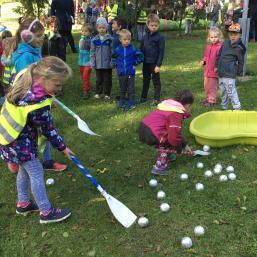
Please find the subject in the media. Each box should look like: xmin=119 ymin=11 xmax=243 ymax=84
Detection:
xmin=0 ymin=29 xmax=12 ymax=104
xmin=200 ymin=27 xmax=223 ymax=107
xmin=140 ymin=14 xmax=165 ymax=107
xmin=90 ymin=0 xmax=100 ymax=33
xmin=78 ymin=23 xmax=93 ymax=99
xmin=139 ymin=89 xmax=194 ymax=175
xmin=42 ymin=16 xmax=66 ymax=61
xmin=90 ymin=17 xmax=113 ymax=100
xmin=136 ymin=6 xmax=147 ymax=42
xmin=184 ymin=3 xmax=195 ymax=35
xmin=11 ymin=17 xmax=67 ymax=172
xmin=0 ymin=57 xmax=73 ymax=223
xmin=216 ymin=23 xmax=246 ymax=110
xmin=112 ymin=29 xmax=144 ymax=111
xmin=112 ymin=17 xmax=127 ymax=50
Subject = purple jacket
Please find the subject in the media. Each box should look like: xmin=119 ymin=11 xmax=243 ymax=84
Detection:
xmin=0 ymin=82 xmax=66 ymax=164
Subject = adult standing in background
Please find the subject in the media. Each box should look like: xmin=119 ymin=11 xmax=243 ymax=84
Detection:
xmin=51 ymin=0 xmax=77 ymax=53
xmin=249 ymin=0 xmax=257 ymax=42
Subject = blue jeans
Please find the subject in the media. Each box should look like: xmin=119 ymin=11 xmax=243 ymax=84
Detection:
xmin=43 ymin=141 xmax=53 ymax=167
xmin=17 ymin=158 xmax=51 ymax=212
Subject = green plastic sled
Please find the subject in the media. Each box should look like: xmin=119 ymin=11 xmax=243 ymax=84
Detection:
xmin=190 ymin=111 xmax=257 ymax=147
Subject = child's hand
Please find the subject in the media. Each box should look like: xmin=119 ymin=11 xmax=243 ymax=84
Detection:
xmin=200 ymin=60 xmax=205 ymax=65
xmin=62 ymin=147 xmax=75 ymax=159
xmin=183 ymin=145 xmax=193 ymax=156
xmin=154 ymin=66 xmax=161 ymax=73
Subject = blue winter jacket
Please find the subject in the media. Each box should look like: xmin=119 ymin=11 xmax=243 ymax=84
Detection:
xmin=112 ymin=44 xmax=144 ymax=76
xmin=12 ymin=43 xmax=41 ymax=73
xmin=90 ymin=34 xmax=113 ymax=69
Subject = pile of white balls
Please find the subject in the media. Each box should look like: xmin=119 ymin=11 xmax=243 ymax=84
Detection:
xmin=138 ymin=144 xmax=237 ymax=250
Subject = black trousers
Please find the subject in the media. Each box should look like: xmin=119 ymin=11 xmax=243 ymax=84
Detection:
xmin=59 ymin=30 xmax=76 ymax=53
xmin=95 ymin=69 xmax=112 ymax=96
xmin=119 ymin=76 xmax=135 ymax=102
xmin=141 ymin=63 xmax=161 ymax=101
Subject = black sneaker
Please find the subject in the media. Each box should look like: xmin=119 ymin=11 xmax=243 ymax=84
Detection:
xmin=40 ymin=207 xmax=71 ymax=224
xmin=16 ymin=201 xmax=39 ymax=216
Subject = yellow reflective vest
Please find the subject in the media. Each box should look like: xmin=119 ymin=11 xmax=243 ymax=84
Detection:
xmin=137 ymin=10 xmax=147 ymax=24
xmin=106 ymin=3 xmax=118 ymax=20
xmin=0 ymin=98 xmax=52 ymax=146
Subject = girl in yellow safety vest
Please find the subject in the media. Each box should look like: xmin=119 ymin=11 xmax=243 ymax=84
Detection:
xmin=0 ymin=56 xmax=74 ymax=223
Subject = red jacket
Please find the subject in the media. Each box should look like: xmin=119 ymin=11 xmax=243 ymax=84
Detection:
xmin=142 ymin=99 xmax=191 ymax=149
xmin=202 ymin=42 xmax=222 ymax=78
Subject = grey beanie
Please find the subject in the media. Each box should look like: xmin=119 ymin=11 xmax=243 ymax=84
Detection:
xmin=96 ymin=17 xmax=108 ymax=28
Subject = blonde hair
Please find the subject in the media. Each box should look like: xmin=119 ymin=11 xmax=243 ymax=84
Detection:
xmin=207 ymin=27 xmax=223 ymax=43
xmin=2 ymin=37 xmax=15 ymax=57
xmin=119 ymin=29 xmax=131 ymax=39
xmin=12 ymin=17 xmax=45 ymax=54
xmin=147 ymin=14 xmax=160 ymax=25
xmin=7 ymin=56 xmax=72 ymax=104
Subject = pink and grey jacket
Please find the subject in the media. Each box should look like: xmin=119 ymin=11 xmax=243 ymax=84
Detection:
xmin=202 ymin=42 xmax=222 ymax=78
xmin=141 ymin=99 xmax=191 ymax=151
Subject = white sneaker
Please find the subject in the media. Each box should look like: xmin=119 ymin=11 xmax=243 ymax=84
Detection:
xmin=104 ymin=95 xmax=111 ymax=100
xmin=94 ymin=94 xmax=100 ymax=99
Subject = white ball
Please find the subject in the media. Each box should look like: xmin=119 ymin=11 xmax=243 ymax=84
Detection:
xmin=160 ymin=203 xmax=170 ymax=212
xmin=149 ymin=179 xmax=158 ymax=187
xmin=226 ymin=166 xmax=234 ymax=173
xmin=203 ymin=145 xmax=210 ymax=152
xmin=213 ymin=167 xmax=222 ymax=174
xmin=197 ymin=162 xmax=204 ymax=169
xmin=204 ymin=170 xmax=213 ymax=178
xmin=181 ymin=237 xmax=193 ymax=248
xmin=219 ymin=174 xmax=228 ymax=182
xmin=180 ymin=173 xmax=188 ymax=181
xmin=194 ymin=225 xmax=205 ymax=236
xmin=228 ymin=173 xmax=236 ymax=181
xmin=215 ymin=163 xmax=222 ymax=170
xmin=157 ymin=190 xmax=166 ymax=200
xmin=195 ymin=183 xmax=204 ymax=191
xmin=137 ymin=217 xmax=149 ymax=228
xmin=46 ymin=178 xmax=55 ymax=186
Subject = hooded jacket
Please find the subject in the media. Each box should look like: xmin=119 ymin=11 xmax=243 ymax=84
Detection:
xmin=216 ymin=39 xmax=246 ymax=78
xmin=0 ymin=82 xmax=66 ymax=164
xmin=12 ymin=43 xmax=41 ymax=73
xmin=141 ymin=99 xmax=190 ymax=152
xmin=112 ymin=44 xmax=144 ymax=76
xmin=90 ymin=34 xmax=113 ymax=69
xmin=202 ymin=41 xmax=222 ymax=78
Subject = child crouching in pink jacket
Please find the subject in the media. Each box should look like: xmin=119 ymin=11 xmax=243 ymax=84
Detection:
xmin=139 ymin=89 xmax=194 ymax=175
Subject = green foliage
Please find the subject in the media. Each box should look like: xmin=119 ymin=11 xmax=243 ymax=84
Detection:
xmin=13 ymin=0 xmax=49 ymax=17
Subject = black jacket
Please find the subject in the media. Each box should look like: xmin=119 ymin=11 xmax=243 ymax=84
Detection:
xmin=140 ymin=30 xmax=165 ymax=67
xmin=216 ymin=39 xmax=246 ymax=78
xmin=50 ymin=0 xmax=74 ymax=31
xmin=42 ymin=33 xmax=66 ymax=62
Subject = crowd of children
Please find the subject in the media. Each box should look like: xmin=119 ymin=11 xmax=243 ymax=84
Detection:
xmin=0 ymin=6 xmax=247 ymax=223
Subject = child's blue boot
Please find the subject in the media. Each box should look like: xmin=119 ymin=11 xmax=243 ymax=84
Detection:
xmin=116 ymin=99 xmax=126 ymax=109
xmin=125 ymin=101 xmax=136 ymax=111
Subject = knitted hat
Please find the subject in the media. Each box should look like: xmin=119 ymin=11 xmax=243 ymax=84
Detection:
xmin=228 ymin=23 xmax=241 ymax=33
xmin=96 ymin=17 xmax=108 ymax=28
xmin=90 ymin=0 xmax=96 ymax=4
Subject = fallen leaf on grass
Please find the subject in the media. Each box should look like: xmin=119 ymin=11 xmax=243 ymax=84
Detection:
xmin=240 ymin=206 xmax=247 ymax=210
xmin=97 ymin=159 xmax=105 ymax=164
xmin=87 ymin=249 xmax=96 ymax=257
xmin=252 ymin=180 xmax=257 ymax=184
xmin=137 ymin=184 xmax=143 ymax=188
xmin=156 ymin=245 xmax=161 ymax=252
xmin=62 ymin=232 xmax=69 ymax=238
xmin=114 ymin=160 xmax=121 ymax=163
xmin=213 ymin=219 xmax=229 ymax=225
xmin=244 ymin=148 xmax=249 ymax=152
xmin=88 ymin=197 xmax=105 ymax=203
xmin=97 ymin=167 xmax=109 ymax=174
xmin=187 ymin=249 xmax=197 ymax=254
xmin=41 ymin=231 xmax=47 ymax=238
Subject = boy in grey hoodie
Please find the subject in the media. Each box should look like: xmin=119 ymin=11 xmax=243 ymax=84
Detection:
xmin=216 ymin=23 xmax=246 ymax=110
xmin=90 ymin=17 xmax=113 ymax=100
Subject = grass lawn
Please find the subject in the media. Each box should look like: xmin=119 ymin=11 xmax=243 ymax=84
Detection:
xmin=0 ymin=30 xmax=257 ymax=257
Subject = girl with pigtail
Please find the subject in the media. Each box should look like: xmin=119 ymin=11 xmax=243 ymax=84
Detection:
xmin=9 ymin=17 xmax=68 ymax=172
xmin=0 ymin=57 xmax=74 ymax=223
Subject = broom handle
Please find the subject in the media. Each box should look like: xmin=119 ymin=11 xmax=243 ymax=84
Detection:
xmin=71 ymin=156 xmax=104 ymax=193
xmin=53 ymin=97 xmax=79 ymax=120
